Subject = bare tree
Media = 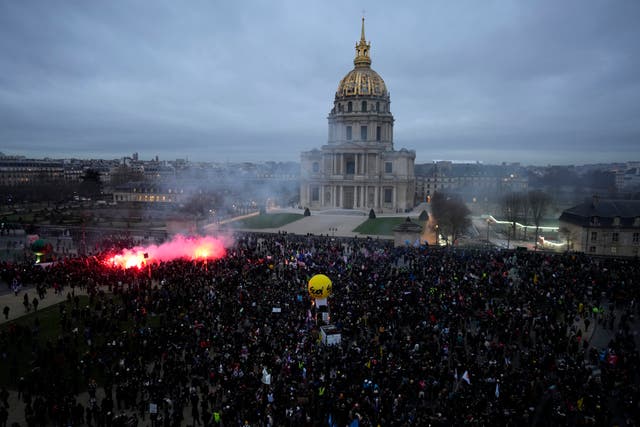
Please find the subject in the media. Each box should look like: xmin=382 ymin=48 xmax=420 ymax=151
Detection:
xmin=501 ymin=192 xmax=523 ymax=249
xmin=79 ymin=168 xmax=103 ymax=199
xmin=520 ymin=193 xmax=530 ymax=240
xmin=431 ymin=192 xmax=471 ymax=245
xmin=529 ymin=190 xmax=551 ymax=251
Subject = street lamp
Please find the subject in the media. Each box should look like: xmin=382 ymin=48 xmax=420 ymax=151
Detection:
xmin=486 ymin=218 xmax=491 ymax=244
xmin=506 ymin=208 xmax=511 ymax=250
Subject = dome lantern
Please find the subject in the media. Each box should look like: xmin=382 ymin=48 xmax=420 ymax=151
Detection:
xmin=335 ymin=18 xmax=388 ymax=99
xmin=354 ymin=17 xmax=371 ymax=69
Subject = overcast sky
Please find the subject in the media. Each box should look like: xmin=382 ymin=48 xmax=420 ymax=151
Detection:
xmin=1 ymin=0 xmax=639 ymax=166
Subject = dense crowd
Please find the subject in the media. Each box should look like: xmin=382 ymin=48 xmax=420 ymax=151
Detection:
xmin=1 ymin=232 xmax=639 ymax=426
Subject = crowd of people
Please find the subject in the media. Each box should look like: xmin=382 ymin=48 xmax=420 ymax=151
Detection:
xmin=0 ymin=232 xmax=639 ymax=426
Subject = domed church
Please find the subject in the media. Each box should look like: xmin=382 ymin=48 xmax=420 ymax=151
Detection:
xmin=300 ymin=18 xmax=416 ymax=212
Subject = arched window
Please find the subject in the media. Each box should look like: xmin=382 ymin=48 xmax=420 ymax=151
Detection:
xmin=361 ymin=101 xmax=367 ymax=112
xmin=376 ymin=101 xmax=380 ymax=111
xmin=347 ymin=101 xmax=352 ymax=112
xmin=312 ymin=162 xmax=319 ymax=173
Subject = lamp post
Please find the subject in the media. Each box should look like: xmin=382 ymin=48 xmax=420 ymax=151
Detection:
xmin=506 ymin=208 xmax=511 ymax=250
xmin=486 ymin=218 xmax=491 ymax=245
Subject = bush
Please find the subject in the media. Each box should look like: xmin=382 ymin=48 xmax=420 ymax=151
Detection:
xmin=304 ymin=208 xmax=311 ymax=217
xmin=418 ymin=210 xmax=429 ymax=221
xmin=369 ymin=209 xmax=376 ymax=219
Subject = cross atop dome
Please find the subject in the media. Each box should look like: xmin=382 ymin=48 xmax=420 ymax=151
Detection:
xmin=354 ymin=17 xmax=371 ymax=68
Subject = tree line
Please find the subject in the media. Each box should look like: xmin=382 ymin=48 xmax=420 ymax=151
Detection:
xmin=500 ymin=190 xmax=552 ymax=250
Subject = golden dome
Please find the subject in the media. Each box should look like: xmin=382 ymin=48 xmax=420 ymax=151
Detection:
xmin=336 ymin=17 xmax=388 ymax=99
xmin=336 ymin=67 xmax=387 ymax=98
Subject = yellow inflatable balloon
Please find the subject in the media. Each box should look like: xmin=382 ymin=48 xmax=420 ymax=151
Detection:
xmin=308 ymin=274 xmax=332 ymax=299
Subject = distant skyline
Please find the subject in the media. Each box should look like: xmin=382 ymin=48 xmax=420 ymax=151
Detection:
xmin=1 ymin=1 xmax=639 ymax=166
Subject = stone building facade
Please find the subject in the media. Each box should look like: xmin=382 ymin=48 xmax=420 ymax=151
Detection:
xmin=559 ymin=197 xmax=640 ymax=257
xmin=300 ymin=19 xmax=415 ymax=212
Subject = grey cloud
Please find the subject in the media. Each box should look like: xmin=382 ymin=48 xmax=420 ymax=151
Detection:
xmin=0 ymin=0 xmax=638 ymax=165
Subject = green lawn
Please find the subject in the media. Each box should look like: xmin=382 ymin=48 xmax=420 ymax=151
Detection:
xmin=0 ymin=294 xmax=161 ymax=390
xmin=0 ymin=250 xmax=24 ymax=262
xmin=0 ymin=296 xmax=89 ymax=387
xmin=354 ymin=217 xmax=422 ymax=236
xmin=1 ymin=297 xmax=73 ymax=340
xmin=230 ymin=213 xmax=304 ymax=229
xmin=3 ymin=212 xmax=36 ymax=222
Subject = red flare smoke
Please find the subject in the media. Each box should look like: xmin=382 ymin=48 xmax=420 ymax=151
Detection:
xmin=106 ymin=234 xmax=229 ymax=269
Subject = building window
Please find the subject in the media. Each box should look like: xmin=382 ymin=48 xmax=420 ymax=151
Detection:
xmin=312 ymin=162 xmax=319 ymax=173
xmin=635 ymin=217 xmax=640 ymax=226
xmin=591 ymin=232 xmax=597 ymax=242
xmin=589 ymin=246 xmax=596 ymax=253
xmin=347 ymin=102 xmax=352 ymax=112
xmin=612 ymin=232 xmax=619 ymax=243
xmin=385 ymin=162 xmax=392 ymax=174
xmin=613 ymin=217 xmax=621 ymax=226
xmin=376 ymin=126 xmax=381 ymax=141
xmin=346 ymin=126 xmax=352 ymax=140
xmin=346 ymin=161 xmax=355 ymax=174
xmin=360 ymin=126 xmax=367 ymax=141
xmin=376 ymin=101 xmax=380 ymax=111
xmin=384 ymin=188 xmax=393 ymax=203
xmin=633 ymin=232 xmax=639 ymax=244
xmin=361 ymin=101 xmax=367 ymax=112
xmin=590 ymin=216 xmax=599 ymax=226
xmin=311 ymin=187 xmax=319 ymax=201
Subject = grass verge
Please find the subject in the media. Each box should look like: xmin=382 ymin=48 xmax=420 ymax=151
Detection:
xmin=230 ymin=213 xmax=304 ymax=229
